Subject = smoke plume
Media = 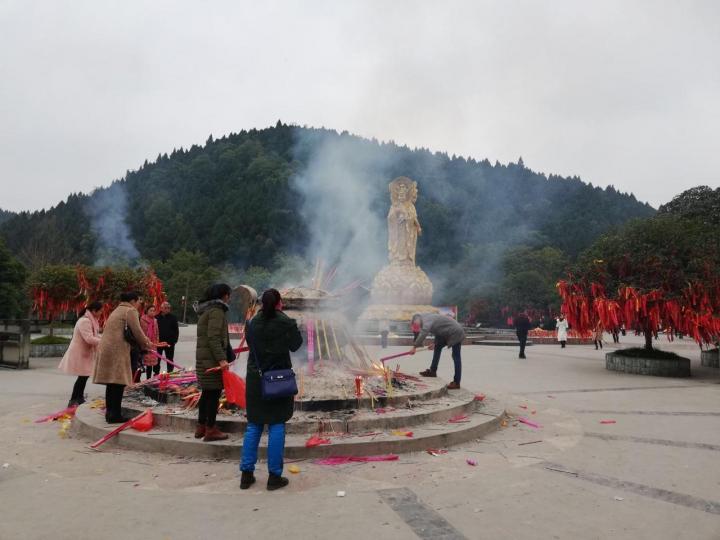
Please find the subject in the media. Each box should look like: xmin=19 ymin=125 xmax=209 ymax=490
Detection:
xmin=291 ymin=130 xmax=396 ymax=288
xmin=85 ymin=181 xmax=140 ymax=266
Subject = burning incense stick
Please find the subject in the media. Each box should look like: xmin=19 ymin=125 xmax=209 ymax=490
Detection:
xmin=365 ymin=387 xmax=375 ymax=409
xmin=321 ymin=319 xmax=331 ymax=362
xmin=147 ymin=350 xmax=187 ymax=371
xmin=379 ymin=347 xmax=428 ymax=365
xmin=306 ymin=319 xmax=315 ymax=374
xmin=314 ymin=319 xmax=322 ymax=366
xmin=89 ymin=409 xmax=151 ymax=449
xmin=329 ymin=320 xmax=343 ymax=361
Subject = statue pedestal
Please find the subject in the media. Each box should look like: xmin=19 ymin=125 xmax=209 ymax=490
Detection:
xmin=360 ymin=262 xmax=438 ymax=327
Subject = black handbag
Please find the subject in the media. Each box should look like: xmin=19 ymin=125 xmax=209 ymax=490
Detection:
xmin=123 ymin=316 xmax=139 ymax=350
xmin=246 ymin=320 xmax=298 ymax=400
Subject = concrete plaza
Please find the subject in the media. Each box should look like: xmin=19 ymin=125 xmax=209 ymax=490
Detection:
xmin=1 ymin=329 xmax=719 ymax=540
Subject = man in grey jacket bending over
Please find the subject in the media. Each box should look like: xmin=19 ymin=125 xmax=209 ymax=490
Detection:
xmin=411 ymin=313 xmax=465 ymax=389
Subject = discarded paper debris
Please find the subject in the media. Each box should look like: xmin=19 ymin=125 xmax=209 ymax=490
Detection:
xmin=518 ymin=417 xmax=542 ymax=429
xmin=305 ymin=435 xmax=332 ymax=448
xmin=35 ymin=405 xmax=78 ymax=424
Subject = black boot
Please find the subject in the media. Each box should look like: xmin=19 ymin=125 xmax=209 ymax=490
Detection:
xmin=240 ymin=471 xmax=256 ymax=490
xmin=267 ymin=474 xmax=289 ymax=491
xmin=105 ymin=415 xmax=130 ymax=424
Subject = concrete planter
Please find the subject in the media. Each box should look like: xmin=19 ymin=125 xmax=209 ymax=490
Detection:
xmin=606 ymin=351 xmax=690 ymax=377
xmin=700 ymin=349 xmax=719 ymax=368
xmin=30 ymin=343 xmax=70 ymax=358
xmin=40 ymin=328 xmax=73 ymax=336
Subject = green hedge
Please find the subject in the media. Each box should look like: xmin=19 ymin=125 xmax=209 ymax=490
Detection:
xmin=614 ymin=347 xmax=681 ymax=360
xmin=31 ymin=335 xmax=71 ymax=345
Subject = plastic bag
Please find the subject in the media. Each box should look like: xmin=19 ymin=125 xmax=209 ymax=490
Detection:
xmin=130 ymin=410 xmax=154 ymax=432
xmin=223 ymin=370 xmax=247 ymax=408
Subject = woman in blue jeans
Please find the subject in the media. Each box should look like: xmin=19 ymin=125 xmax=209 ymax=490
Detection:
xmin=240 ymin=289 xmax=302 ymax=491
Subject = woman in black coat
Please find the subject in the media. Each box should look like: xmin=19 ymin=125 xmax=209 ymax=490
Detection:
xmin=240 ymin=289 xmax=302 ymax=491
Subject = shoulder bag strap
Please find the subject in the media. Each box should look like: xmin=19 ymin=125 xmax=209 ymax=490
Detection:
xmin=245 ymin=319 xmax=263 ymax=376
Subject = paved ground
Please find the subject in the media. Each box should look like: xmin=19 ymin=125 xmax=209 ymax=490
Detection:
xmin=1 ymin=329 xmax=719 ymax=540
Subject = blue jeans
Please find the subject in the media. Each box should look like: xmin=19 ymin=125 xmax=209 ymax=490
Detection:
xmin=240 ymin=422 xmax=286 ymax=476
xmin=429 ymin=339 xmax=462 ymax=384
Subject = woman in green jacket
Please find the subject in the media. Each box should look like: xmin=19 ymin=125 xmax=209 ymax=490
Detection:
xmin=195 ymin=283 xmax=232 ymax=442
xmin=240 ymin=288 xmax=302 ymax=491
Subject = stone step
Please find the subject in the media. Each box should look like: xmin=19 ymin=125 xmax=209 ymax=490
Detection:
xmin=124 ymin=388 xmax=480 ymax=435
xmin=71 ymin=399 xmax=505 ymax=460
xmin=472 ymin=340 xmax=533 ymax=347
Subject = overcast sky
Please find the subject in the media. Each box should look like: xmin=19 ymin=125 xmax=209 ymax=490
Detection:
xmin=1 ymin=0 xmax=718 ymax=212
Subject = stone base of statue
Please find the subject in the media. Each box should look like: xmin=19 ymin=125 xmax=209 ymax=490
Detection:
xmin=361 ymin=303 xmax=438 ymax=324
xmin=360 ymin=262 xmax=438 ymax=326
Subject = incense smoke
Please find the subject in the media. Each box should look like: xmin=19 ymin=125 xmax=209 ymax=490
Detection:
xmin=291 ymin=130 xmax=394 ymax=288
xmin=85 ymin=181 xmax=140 ymax=266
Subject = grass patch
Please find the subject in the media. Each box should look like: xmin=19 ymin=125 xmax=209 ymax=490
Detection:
xmin=31 ymin=335 xmax=71 ymax=345
xmin=614 ymin=347 xmax=682 ymax=360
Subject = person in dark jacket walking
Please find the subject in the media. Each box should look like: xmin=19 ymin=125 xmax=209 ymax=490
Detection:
xmin=514 ymin=311 xmax=531 ymax=359
xmin=411 ymin=313 xmax=465 ymax=389
xmin=240 ymin=289 xmax=302 ymax=491
xmin=156 ymin=301 xmax=179 ymax=371
xmin=194 ymin=284 xmax=232 ymax=443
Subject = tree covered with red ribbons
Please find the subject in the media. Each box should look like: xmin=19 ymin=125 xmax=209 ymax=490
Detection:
xmin=29 ymin=265 xmax=165 ymax=324
xmin=557 ymin=215 xmax=720 ymax=350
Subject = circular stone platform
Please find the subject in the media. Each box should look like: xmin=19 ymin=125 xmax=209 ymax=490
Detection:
xmin=72 ymin=382 xmax=506 ymax=460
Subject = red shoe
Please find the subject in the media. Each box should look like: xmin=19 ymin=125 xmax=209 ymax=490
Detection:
xmin=419 ymin=369 xmax=437 ymax=377
xmin=447 ymin=382 xmax=460 ymax=390
xmin=194 ymin=424 xmax=206 ymax=439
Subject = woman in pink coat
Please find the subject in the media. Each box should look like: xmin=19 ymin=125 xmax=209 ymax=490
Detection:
xmin=58 ymin=302 xmax=103 ymax=406
xmin=141 ymin=305 xmax=161 ymax=379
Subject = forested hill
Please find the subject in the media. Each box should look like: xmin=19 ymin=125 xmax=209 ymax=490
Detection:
xmin=0 ymin=209 xmax=15 ymax=225
xmin=1 ymin=123 xmax=654 ymax=292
